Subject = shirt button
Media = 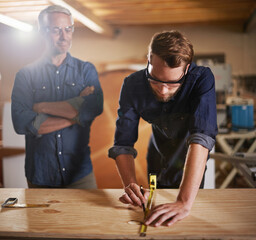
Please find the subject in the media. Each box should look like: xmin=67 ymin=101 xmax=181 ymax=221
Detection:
xmin=42 ymin=86 xmax=46 ymax=89
xmin=56 ymin=70 xmax=59 ymax=74
xmin=57 ymin=86 xmax=60 ymax=90
xmin=62 ymin=168 xmax=65 ymax=171
xmin=72 ymin=83 xmax=75 ymax=86
xmin=59 ymin=151 xmax=62 ymax=155
xmin=57 ymin=134 xmax=61 ymax=138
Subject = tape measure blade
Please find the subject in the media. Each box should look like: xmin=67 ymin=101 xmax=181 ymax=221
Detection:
xmin=4 ymin=203 xmax=49 ymax=208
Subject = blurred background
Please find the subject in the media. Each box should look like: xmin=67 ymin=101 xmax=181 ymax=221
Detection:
xmin=0 ymin=0 xmax=255 ymax=189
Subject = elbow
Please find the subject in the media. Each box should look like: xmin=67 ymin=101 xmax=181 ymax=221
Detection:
xmin=13 ymin=124 xmax=26 ymax=135
xmin=97 ymin=103 xmax=103 ymax=116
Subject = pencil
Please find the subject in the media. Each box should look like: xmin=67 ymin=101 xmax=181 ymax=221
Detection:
xmin=140 ymin=185 xmax=146 ymax=212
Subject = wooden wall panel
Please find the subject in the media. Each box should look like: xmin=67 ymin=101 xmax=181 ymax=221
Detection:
xmin=90 ymin=69 xmax=151 ymax=188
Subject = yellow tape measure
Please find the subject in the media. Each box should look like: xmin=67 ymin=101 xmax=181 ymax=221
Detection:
xmin=140 ymin=174 xmax=157 ymax=237
xmin=1 ymin=198 xmax=50 ymax=208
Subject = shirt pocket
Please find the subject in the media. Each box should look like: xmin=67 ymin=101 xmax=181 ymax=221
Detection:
xmin=64 ymin=80 xmax=85 ymax=98
xmin=33 ymin=82 xmax=52 ymax=102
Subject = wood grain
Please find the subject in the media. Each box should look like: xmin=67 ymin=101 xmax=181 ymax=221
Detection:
xmin=90 ymin=69 xmax=150 ymax=188
xmin=0 ymin=0 xmax=254 ymax=29
xmin=0 ymin=188 xmax=256 ymax=239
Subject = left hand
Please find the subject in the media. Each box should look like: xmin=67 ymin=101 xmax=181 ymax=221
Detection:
xmin=144 ymin=200 xmax=191 ymax=227
xmin=80 ymin=86 xmax=95 ymax=97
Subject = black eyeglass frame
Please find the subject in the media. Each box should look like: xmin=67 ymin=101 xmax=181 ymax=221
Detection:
xmin=146 ymin=61 xmax=188 ymax=85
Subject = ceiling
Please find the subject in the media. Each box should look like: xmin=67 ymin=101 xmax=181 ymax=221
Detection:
xmin=0 ymin=0 xmax=255 ymax=35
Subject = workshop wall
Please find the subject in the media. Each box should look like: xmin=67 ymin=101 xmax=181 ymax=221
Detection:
xmin=0 ymin=24 xmax=255 ymax=188
xmin=1 ymin=24 xmax=256 ymax=102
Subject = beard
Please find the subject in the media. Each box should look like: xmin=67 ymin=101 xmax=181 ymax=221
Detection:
xmin=150 ymin=85 xmax=181 ymax=102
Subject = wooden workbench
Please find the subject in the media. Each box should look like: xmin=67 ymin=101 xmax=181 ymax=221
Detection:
xmin=0 ymin=188 xmax=256 ymax=239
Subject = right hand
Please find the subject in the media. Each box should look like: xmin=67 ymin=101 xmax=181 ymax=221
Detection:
xmin=119 ymin=183 xmax=149 ymax=208
xmin=80 ymin=86 xmax=95 ymax=97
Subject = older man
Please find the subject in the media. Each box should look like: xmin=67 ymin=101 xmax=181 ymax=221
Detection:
xmin=12 ymin=5 xmax=103 ymax=188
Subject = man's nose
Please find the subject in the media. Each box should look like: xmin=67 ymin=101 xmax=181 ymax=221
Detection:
xmin=158 ymin=84 xmax=169 ymax=94
xmin=59 ymin=29 xmax=67 ymax=39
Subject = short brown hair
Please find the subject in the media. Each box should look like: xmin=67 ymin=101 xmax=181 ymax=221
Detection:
xmin=149 ymin=30 xmax=194 ymax=68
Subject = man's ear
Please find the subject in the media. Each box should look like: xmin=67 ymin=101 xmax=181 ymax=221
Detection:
xmin=185 ymin=64 xmax=190 ymax=74
xmin=147 ymin=53 xmax=153 ymax=64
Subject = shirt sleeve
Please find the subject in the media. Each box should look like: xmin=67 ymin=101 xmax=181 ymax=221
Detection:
xmin=11 ymin=69 xmax=39 ymax=136
xmin=33 ymin=113 xmax=49 ymax=130
xmin=187 ymin=133 xmax=215 ymax=150
xmin=66 ymin=96 xmax=84 ymax=111
xmin=108 ymin=77 xmax=140 ymax=160
xmin=108 ymin=146 xmax=138 ymax=159
xmin=188 ymin=67 xmax=218 ymax=151
xmin=77 ymin=63 xmax=103 ymax=127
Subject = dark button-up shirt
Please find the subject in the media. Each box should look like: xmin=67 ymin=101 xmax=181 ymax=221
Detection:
xmin=12 ymin=53 xmax=103 ymax=186
xmin=109 ymin=62 xmax=217 ymax=187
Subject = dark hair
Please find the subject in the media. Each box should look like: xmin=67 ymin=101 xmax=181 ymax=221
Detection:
xmin=149 ymin=30 xmax=194 ymax=67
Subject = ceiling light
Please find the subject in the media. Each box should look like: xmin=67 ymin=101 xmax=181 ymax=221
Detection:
xmin=49 ymin=0 xmax=104 ymax=34
xmin=0 ymin=14 xmax=33 ymax=32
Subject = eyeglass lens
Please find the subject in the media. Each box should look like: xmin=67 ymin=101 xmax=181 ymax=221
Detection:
xmin=147 ymin=62 xmax=186 ymax=85
xmin=47 ymin=25 xmax=74 ymax=35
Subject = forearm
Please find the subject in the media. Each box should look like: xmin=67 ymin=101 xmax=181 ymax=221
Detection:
xmin=37 ymin=116 xmax=75 ymax=135
xmin=33 ymin=101 xmax=78 ymax=119
xmin=177 ymin=143 xmax=208 ymax=208
xmin=115 ymin=154 xmax=137 ymax=187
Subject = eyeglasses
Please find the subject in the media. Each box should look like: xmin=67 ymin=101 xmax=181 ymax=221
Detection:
xmin=45 ymin=25 xmax=74 ymax=35
xmin=146 ymin=61 xmax=187 ymax=87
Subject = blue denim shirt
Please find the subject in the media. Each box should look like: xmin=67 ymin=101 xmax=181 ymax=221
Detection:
xmin=11 ymin=53 xmax=103 ymax=186
xmin=109 ymin=62 xmax=218 ymax=187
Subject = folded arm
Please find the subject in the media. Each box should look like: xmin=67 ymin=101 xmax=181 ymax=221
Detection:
xmin=33 ymin=86 xmax=95 ymax=119
xmin=37 ymin=116 xmax=75 ymax=135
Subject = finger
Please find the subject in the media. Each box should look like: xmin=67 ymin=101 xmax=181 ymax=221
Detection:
xmin=144 ymin=207 xmax=169 ymax=225
xmin=153 ymin=211 xmax=177 ymax=227
xmin=165 ymin=215 xmax=181 ymax=227
xmin=125 ymin=186 xmax=141 ymax=206
xmin=90 ymin=86 xmax=95 ymax=92
xmin=125 ymin=183 xmax=146 ymax=206
xmin=166 ymin=210 xmax=189 ymax=227
xmin=119 ymin=193 xmax=133 ymax=205
xmin=131 ymin=184 xmax=147 ymax=204
xmin=143 ymin=188 xmax=150 ymax=201
xmin=80 ymin=86 xmax=94 ymax=96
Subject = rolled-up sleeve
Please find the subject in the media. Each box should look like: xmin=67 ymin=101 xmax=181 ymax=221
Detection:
xmin=11 ymin=70 xmax=38 ymax=136
xmin=108 ymin=77 xmax=140 ymax=160
xmin=108 ymin=146 xmax=137 ymax=159
xmin=187 ymin=133 xmax=215 ymax=151
xmin=188 ymin=67 xmax=218 ymax=150
xmin=77 ymin=63 xmax=103 ymax=127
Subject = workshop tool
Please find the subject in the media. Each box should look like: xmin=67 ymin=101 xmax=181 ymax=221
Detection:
xmin=1 ymin=198 xmax=50 ymax=208
xmin=140 ymin=174 xmax=157 ymax=237
xmin=140 ymin=185 xmax=146 ymax=212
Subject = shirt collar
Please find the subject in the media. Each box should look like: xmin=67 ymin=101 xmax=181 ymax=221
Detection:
xmin=40 ymin=52 xmax=75 ymax=69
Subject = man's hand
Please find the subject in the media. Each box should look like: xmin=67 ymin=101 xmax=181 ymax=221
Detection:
xmin=119 ymin=183 xmax=149 ymax=208
xmin=144 ymin=200 xmax=191 ymax=227
xmin=80 ymin=86 xmax=94 ymax=97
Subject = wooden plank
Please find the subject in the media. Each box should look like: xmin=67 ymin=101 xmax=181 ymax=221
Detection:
xmin=0 ymin=189 xmax=256 ymax=239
